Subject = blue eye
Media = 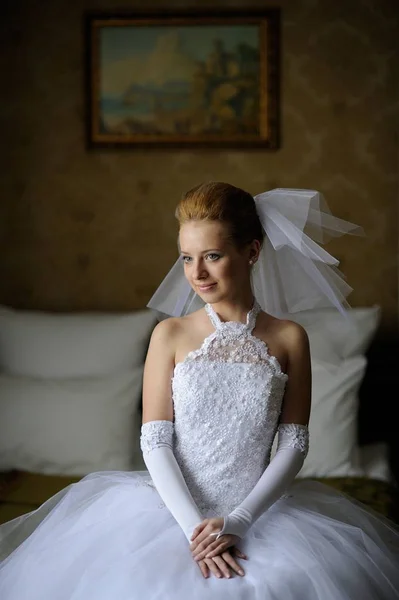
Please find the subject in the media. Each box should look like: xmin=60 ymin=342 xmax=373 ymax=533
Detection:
xmin=181 ymin=254 xmax=220 ymax=263
xmin=206 ymin=253 xmax=220 ymax=261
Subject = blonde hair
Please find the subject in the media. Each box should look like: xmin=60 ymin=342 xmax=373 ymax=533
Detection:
xmin=176 ymin=182 xmax=264 ymax=248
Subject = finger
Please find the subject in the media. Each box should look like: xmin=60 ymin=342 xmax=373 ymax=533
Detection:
xmin=191 ymin=533 xmax=216 ymax=557
xmin=205 ymin=557 xmax=222 ymax=579
xmin=232 ymin=547 xmax=248 ymax=560
xmin=190 ymin=521 xmax=207 ymax=542
xmin=197 ymin=559 xmax=209 ymax=579
xmin=193 ymin=538 xmax=221 ymax=559
xmin=222 ymin=551 xmax=245 ymax=577
xmin=195 ymin=540 xmax=226 ymax=561
xmin=190 ymin=528 xmax=212 ymax=551
xmin=202 ymin=535 xmax=235 ymax=559
xmin=204 ymin=541 xmax=230 ymax=560
xmin=213 ymin=555 xmax=232 ymax=579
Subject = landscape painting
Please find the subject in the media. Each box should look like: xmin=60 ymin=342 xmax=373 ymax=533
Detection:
xmin=86 ymin=11 xmax=280 ymax=147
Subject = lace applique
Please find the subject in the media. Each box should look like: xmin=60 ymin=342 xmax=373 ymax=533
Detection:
xmin=132 ymin=477 xmax=166 ymax=510
xmin=139 ymin=423 xmax=173 ymax=509
xmin=178 ymin=300 xmax=286 ymax=375
xmin=277 ymin=423 xmax=309 ymax=458
xmin=140 ymin=420 xmax=173 ymax=457
xmin=171 ymin=299 xmax=289 ymax=515
xmin=188 ymin=333 xmax=283 ymax=368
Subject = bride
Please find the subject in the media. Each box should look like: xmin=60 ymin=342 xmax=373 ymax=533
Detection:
xmin=0 ymin=182 xmax=398 ymax=599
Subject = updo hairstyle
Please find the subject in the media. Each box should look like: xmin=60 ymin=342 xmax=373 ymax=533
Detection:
xmin=175 ymin=182 xmax=264 ymax=249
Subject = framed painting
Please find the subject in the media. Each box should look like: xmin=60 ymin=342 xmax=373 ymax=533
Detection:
xmin=85 ymin=9 xmax=280 ymax=148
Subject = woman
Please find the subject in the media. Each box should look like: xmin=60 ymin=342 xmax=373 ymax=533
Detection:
xmin=0 ymin=182 xmax=398 ymax=599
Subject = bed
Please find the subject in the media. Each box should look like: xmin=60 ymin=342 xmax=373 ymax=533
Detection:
xmin=0 ymin=304 xmax=398 ymax=526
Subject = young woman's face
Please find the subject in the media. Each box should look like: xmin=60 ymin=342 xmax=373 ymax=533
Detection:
xmin=179 ymin=220 xmax=252 ymax=303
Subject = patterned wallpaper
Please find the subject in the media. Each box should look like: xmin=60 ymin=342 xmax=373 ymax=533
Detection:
xmin=0 ymin=0 xmax=398 ymax=329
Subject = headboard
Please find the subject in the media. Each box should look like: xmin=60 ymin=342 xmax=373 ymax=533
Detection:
xmin=358 ymin=333 xmax=399 ymax=485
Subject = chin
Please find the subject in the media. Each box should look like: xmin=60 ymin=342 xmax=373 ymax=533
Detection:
xmin=201 ymin=286 xmax=247 ymax=306
xmin=193 ymin=284 xmax=220 ymax=303
xmin=200 ymin=289 xmax=228 ymax=304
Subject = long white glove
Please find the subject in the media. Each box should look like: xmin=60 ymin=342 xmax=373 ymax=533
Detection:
xmin=140 ymin=420 xmax=203 ymax=542
xmin=216 ymin=423 xmax=309 ymax=539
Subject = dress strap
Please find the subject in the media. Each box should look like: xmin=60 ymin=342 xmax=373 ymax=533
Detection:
xmin=204 ymin=303 xmax=222 ymax=329
xmin=247 ymin=300 xmax=262 ymax=332
xmin=205 ymin=299 xmax=261 ymax=332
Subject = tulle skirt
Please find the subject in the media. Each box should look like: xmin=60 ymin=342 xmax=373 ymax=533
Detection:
xmin=0 ymin=471 xmax=398 ymax=600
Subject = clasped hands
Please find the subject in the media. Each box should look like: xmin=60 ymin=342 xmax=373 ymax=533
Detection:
xmin=189 ymin=517 xmax=247 ymax=579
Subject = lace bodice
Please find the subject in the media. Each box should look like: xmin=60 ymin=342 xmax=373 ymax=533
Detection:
xmin=171 ymin=300 xmax=288 ymax=515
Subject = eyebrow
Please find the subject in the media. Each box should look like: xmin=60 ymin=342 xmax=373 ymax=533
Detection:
xmin=180 ymin=249 xmax=222 ymax=255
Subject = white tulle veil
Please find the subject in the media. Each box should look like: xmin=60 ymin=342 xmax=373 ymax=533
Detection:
xmin=147 ymin=188 xmax=364 ymax=365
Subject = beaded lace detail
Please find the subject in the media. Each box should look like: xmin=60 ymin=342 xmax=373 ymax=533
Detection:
xmin=171 ymin=299 xmax=289 ymax=515
xmin=179 ymin=300 xmax=285 ymax=373
xmin=277 ymin=423 xmax=309 ymax=458
xmin=141 ymin=420 xmax=173 ymax=456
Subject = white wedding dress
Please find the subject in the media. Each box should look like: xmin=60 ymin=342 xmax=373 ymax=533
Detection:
xmin=0 ymin=302 xmax=398 ymax=599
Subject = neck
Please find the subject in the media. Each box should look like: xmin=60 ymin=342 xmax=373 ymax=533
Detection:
xmin=209 ymin=291 xmax=255 ymax=324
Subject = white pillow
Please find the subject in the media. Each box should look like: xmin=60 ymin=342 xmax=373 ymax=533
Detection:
xmin=293 ymin=306 xmax=380 ymax=478
xmin=0 ymin=369 xmax=145 ymax=476
xmin=291 ymin=305 xmax=380 ymax=365
xmin=298 ymin=356 xmax=367 ymax=477
xmin=0 ymin=306 xmax=157 ymax=378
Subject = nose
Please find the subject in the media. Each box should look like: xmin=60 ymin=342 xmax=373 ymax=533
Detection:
xmin=192 ymin=258 xmax=208 ymax=281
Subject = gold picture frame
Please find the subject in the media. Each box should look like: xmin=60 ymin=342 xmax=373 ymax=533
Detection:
xmin=85 ymin=9 xmax=280 ymax=148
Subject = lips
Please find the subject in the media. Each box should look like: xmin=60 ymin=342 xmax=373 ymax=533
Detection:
xmin=197 ymin=283 xmax=216 ymax=292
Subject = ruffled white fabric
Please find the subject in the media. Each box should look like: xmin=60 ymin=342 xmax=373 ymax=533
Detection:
xmin=1 ymin=301 xmax=398 ymax=598
xmin=147 ymin=188 xmax=363 ymax=320
xmin=0 ymin=472 xmax=398 ymax=600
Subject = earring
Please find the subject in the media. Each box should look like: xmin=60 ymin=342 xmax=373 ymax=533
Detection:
xmin=249 ymin=260 xmax=254 ymax=265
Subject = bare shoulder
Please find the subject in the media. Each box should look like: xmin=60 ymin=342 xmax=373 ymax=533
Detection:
xmin=276 ymin=319 xmax=309 ymax=352
xmin=145 ymin=318 xmax=178 ymax=362
xmin=274 ymin=318 xmax=312 ymax=423
xmin=149 ymin=309 xmax=203 ymax=350
xmin=150 ymin=316 xmax=180 ymax=342
xmin=143 ymin=316 xmax=192 ymax=422
xmin=257 ymin=312 xmax=309 ymax=357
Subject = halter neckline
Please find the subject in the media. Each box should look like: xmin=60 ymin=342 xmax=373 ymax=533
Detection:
xmin=205 ymin=299 xmax=261 ymax=332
